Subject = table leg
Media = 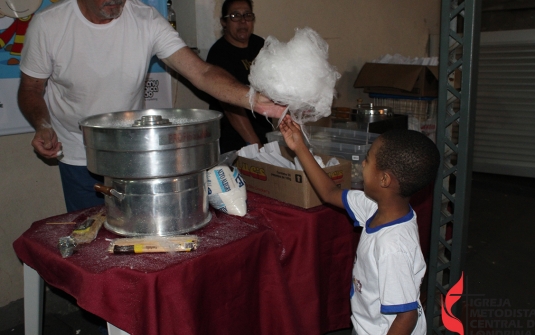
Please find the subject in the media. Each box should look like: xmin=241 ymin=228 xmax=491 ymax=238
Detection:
xmin=23 ymin=263 xmax=44 ymax=335
xmin=107 ymin=322 xmax=131 ymax=335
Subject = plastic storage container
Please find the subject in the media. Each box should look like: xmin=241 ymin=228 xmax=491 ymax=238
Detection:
xmin=266 ymin=126 xmax=380 ymax=189
xmin=306 ymin=126 xmax=379 ymax=144
xmin=370 ymin=93 xmax=437 ymax=142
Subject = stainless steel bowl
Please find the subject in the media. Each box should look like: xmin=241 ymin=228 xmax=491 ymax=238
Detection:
xmin=79 ymin=109 xmax=223 ymax=179
xmin=98 ymin=172 xmax=210 ymax=236
xmin=353 ymin=103 xmax=393 ymax=116
xmin=351 ymin=103 xmax=394 ymax=124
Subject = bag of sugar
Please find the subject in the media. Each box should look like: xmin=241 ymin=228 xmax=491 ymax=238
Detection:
xmin=207 ymin=165 xmax=247 ymax=216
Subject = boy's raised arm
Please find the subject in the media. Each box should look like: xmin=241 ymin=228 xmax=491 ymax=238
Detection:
xmin=280 ymin=116 xmax=344 ymax=208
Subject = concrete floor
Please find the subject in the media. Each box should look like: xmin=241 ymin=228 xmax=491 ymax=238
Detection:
xmin=1 ymin=172 xmax=533 ymax=335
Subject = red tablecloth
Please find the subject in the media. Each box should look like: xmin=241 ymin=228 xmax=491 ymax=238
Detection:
xmin=13 ymin=192 xmax=357 ymax=335
xmin=13 ymin=188 xmax=432 ymax=335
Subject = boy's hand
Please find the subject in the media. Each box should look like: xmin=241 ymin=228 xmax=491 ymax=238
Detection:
xmin=279 ymin=115 xmax=344 ymax=208
xmin=279 ymin=115 xmax=307 ymax=152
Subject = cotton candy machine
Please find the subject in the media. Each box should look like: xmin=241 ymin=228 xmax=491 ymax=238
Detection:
xmin=79 ymin=109 xmax=223 ymax=236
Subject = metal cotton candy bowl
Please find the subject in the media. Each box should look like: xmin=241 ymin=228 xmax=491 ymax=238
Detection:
xmin=79 ymin=109 xmax=223 ymax=237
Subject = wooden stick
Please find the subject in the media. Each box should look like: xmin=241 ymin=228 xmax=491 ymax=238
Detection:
xmin=111 ymin=236 xmax=198 ymax=246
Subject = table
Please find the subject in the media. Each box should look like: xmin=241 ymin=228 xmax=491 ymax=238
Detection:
xmin=13 ymin=192 xmax=357 ymax=335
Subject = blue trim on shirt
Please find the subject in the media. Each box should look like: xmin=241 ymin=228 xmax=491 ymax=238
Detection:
xmin=381 ymin=301 xmax=419 ymax=314
xmin=365 ymin=206 xmax=414 ymax=234
xmin=342 ymin=190 xmax=359 ymax=226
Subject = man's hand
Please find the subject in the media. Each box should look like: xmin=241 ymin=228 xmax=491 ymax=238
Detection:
xmin=18 ymin=72 xmax=62 ymax=159
xmin=253 ymin=93 xmax=287 ymax=119
xmin=32 ymin=126 xmax=62 ymax=159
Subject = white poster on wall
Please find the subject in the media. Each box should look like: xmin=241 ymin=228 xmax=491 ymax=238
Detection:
xmin=0 ymin=0 xmax=172 ymax=136
xmin=0 ymin=0 xmax=39 ymax=136
xmin=142 ymin=0 xmax=173 ymax=109
xmin=144 ymin=66 xmax=173 ymax=109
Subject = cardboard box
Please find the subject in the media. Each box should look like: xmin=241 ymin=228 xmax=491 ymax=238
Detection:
xmin=354 ymin=63 xmax=439 ymax=97
xmin=235 ymin=148 xmax=352 ymax=209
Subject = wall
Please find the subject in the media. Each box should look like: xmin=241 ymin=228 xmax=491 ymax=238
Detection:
xmin=0 ymin=134 xmax=66 ymax=308
xmin=481 ymin=0 xmax=535 ymax=32
xmin=0 ymin=0 xmax=439 ymax=310
xmin=253 ymin=0 xmax=440 ymax=108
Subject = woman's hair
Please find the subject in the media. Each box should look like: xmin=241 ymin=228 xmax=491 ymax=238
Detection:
xmin=375 ymin=129 xmax=440 ymax=197
xmin=221 ymin=0 xmax=253 ymax=18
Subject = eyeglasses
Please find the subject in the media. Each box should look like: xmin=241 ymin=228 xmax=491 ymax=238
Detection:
xmin=223 ymin=12 xmax=255 ymax=22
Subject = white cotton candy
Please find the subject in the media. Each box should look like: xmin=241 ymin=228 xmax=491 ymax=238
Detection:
xmin=248 ymin=27 xmax=341 ymax=125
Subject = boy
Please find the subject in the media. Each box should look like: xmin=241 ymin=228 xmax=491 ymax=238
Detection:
xmin=279 ymin=115 xmax=440 ymax=335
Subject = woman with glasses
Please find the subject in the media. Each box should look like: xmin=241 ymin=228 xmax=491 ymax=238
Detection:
xmin=207 ymin=0 xmax=273 ymax=153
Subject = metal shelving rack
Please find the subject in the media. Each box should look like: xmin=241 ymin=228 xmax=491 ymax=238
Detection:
xmin=425 ymin=0 xmax=481 ymax=334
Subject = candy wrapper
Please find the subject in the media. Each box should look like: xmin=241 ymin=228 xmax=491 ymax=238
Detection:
xmin=57 ymin=209 xmax=106 ymax=258
xmin=107 ymin=236 xmax=198 ymax=254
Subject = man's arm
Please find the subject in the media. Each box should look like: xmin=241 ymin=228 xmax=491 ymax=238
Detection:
xmin=386 ymin=310 xmax=418 ymax=335
xmin=18 ymin=72 xmax=62 ymax=158
xmin=221 ymin=103 xmax=263 ymax=147
xmin=162 ymin=47 xmax=286 ymax=119
xmin=280 ymin=115 xmax=344 ymax=207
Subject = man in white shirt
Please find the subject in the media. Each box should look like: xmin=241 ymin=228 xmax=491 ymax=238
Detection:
xmin=18 ymin=0 xmax=284 ymax=211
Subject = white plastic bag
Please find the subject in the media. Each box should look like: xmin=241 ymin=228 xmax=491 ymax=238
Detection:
xmin=207 ymin=165 xmax=247 ymax=217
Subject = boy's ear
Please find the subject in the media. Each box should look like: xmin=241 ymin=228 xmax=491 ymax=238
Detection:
xmin=380 ymin=172 xmax=393 ymax=188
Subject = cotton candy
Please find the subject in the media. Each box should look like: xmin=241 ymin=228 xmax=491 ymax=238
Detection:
xmin=248 ymin=27 xmax=341 ymax=125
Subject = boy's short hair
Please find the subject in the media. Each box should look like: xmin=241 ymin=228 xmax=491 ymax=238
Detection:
xmin=375 ymin=129 xmax=440 ymax=197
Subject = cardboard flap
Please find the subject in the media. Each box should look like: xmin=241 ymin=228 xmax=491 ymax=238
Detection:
xmin=354 ymin=63 xmax=425 ymax=91
xmin=428 ymin=66 xmax=439 ymax=80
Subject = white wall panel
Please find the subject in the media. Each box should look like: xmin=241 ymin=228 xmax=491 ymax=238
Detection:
xmin=474 ymin=29 xmax=535 ymax=177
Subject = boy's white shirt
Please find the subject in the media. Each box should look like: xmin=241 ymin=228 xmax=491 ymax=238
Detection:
xmin=342 ymin=189 xmax=427 ymax=335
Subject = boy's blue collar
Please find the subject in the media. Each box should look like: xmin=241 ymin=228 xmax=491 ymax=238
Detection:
xmin=365 ymin=206 xmax=414 ymax=234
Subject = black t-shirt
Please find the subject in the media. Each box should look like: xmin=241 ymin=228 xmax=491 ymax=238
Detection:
xmin=207 ymin=34 xmax=273 ymax=153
